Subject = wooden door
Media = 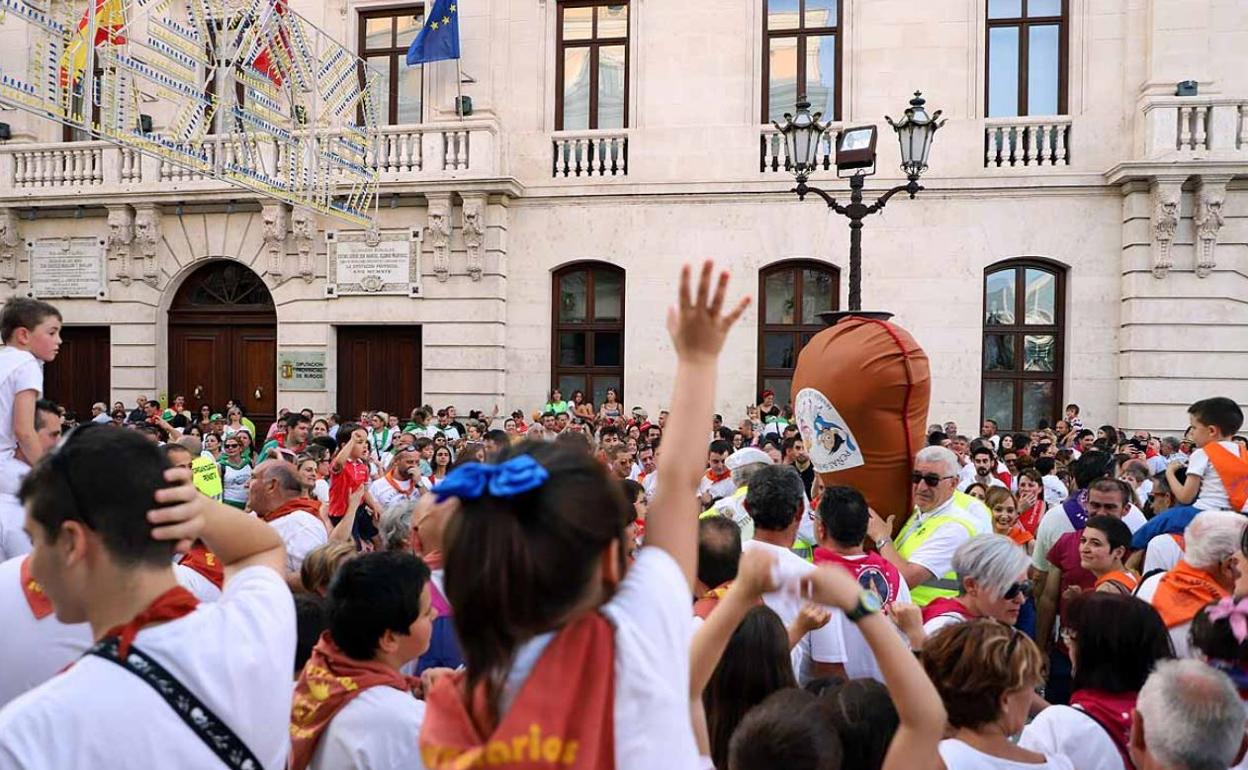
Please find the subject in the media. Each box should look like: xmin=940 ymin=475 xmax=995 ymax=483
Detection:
xmin=43 ymin=325 xmax=110 ymax=419
xmin=168 ymin=326 xmax=232 ymax=415
xmin=234 ymin=328 xmax=276 ymax=426
xmin=337 ymin=326 xmax=422 ymax=420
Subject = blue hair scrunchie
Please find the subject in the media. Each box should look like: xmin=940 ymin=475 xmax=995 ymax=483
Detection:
xmin=434 ymin=454 xmax=550 ymax=502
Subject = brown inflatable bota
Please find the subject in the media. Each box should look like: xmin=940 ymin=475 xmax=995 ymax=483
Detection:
xmin=792 ymin=315 xmax=930 ymax=531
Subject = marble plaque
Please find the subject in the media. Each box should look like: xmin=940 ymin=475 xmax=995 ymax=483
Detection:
xmin=27 ymin=237 xmax=108 ymax=299
xmin=325 ymin=228 xmax=422 ymax=297
xmin=278 ymin=349 xmax=327 ymax=392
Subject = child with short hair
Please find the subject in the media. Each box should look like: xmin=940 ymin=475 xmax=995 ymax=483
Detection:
xmin=1168 ymin=397 xmax=1247 ymax=513
xmin=0 ymin=298 xmax=61 ymax=471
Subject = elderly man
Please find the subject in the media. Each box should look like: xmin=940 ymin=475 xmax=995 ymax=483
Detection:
xmin=248 ymin=460 xmax=327 ymax=589
xmin=867 ymin=446 xmax=987 ymax=607
xmin=89 ymin=402 xmax=110 ymax=424
xmin=1130 ymin=659 xmax=1246 ymax=770
xmin=701 ymin=446 xmax=775 ymax=542
xmin=1137 ymin=511 xmax=1245 ymax=658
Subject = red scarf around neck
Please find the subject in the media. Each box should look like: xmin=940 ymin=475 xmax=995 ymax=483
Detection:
xmin=420 ymin=612 xmax=615 ymax=770
xmin=262 ymin=496 xmax=323 ymax=524
xmin=290 ymin=632 xmax=417 ymax=770
xmin=1152 ymin=559 xmax=1228 ymax=628
xmin=19 ymin=556 xmax=54 ymax=619
xmin=178 ymin=542 xmax=224 ymax=589
xmin=1070 ymin=689 xmax=1138 ymax=770
xmin=104 ymin=585 xmax=200 ymax=658
xmin=920 ymin=597 xmax=978 ymax=625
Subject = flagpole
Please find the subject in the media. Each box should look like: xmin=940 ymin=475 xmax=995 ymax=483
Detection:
xmin=454 ymin=58 xmax=463 ymax=121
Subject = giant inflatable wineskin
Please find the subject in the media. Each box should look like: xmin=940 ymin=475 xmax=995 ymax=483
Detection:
xmin=791 ymin=315 xmax=930 ymax=534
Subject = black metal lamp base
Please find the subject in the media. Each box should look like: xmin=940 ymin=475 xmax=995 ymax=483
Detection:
xmin=819 ymin=310 xmax=895 ymax=326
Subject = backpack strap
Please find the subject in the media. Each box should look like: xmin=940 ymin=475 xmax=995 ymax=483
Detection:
xmin=87 ymin=637 xmax=263 ymax=770
xmin=1133 ymin=569 xmax=1168 ymax=598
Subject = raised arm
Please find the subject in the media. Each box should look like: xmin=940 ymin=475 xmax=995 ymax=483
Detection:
xmin=646 ymin=261 xmax=750 ymax=588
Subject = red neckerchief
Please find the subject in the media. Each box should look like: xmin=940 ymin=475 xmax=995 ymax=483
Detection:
xmin=178 ymin=542 xmax=224 ymax=589
xmin=290 ymin=632 xmax=418 ymax=770
xmin=420 ymin=612 xmax=615 ymax=770
xmin=262 ymin=496 xmax=323 ymax=523
xmin=920 ymin=597 xmax=978 ymax=625
xmin=1070 ymin=689 xmax=1138 ymax=770
xmin=104 ymin=585 xmax=200 ymax=658
xmin=19 ymin=556 xmax=54 ymax=619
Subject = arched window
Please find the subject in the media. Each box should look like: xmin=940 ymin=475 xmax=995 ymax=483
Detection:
xmin=552 ymin=262 xmax=625 ymax=406
xmin=982 ymin=259 xmax=1065 ymax=431
xmin=758 ymin=260 xmax=839 ymax=407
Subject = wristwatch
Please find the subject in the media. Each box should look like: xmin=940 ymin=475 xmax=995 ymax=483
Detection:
xmin=845 ymin=589 xmax=884 ymax=623
xmin=874 ymin=535 xmax=892 ymax=551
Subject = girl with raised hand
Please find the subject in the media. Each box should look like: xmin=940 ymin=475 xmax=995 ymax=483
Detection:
xmin=418 ymin=261 xmax=749 ymax=770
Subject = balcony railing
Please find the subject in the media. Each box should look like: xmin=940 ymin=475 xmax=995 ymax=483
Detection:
xmin=551 ymin=129 xmax=628 ymax=177
xmin=0 ymin=119 xmax=501 ymax=199
xmin=1141 ymin=97 xmax=1248 ymax=158
xmin=984 ymin=116 xmax=1072 ymax=168
xmin=759 ymin=124 xmax=842 ymax=173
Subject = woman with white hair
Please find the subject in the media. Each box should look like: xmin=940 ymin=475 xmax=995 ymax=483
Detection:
xmin=378 ymin=499 xmax=418 ymax=552
xmin=1137 ymin=510 xmax=1246 ymax=657
xmin=893 ymin=534 xmax=1033 ymax=651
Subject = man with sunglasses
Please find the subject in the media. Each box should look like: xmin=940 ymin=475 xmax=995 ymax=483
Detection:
xmin=867 ymin=446 xmax=987 ymax=608
xmin=0 ymin=424 xmax=294 ymax=769
xmin=368 ymin=444 xmax=428 ymax=511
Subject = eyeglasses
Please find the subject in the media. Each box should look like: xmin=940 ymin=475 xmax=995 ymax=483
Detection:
xmin=911 ymin=472 xmax=954 ymax=487
xmin=1002 ymin=579 xmax=1033 ymax=601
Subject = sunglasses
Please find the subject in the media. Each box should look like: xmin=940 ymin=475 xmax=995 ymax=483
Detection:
xmin=1002 ymin=579 xmax=1033 ymax=601
xmin=911 ymin=472 xmax=953 ymax=487
xmin=224 ymin=443 xmax=240 ymax=449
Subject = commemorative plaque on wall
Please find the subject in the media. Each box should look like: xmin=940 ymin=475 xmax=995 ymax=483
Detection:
xmin=325 ymin=228 xmax=422 ymax=298
xmin=27 ymin=237 xmax=108 ymax=299
xmin=278 ymin=349 xmax=327 ymax=392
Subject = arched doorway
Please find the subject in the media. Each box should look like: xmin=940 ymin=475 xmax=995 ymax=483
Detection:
xmin=168 ymin=261 xmax=276 ymax=437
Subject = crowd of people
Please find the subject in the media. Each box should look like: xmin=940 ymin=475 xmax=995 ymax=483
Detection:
xmin=0 ymin=264 xmax=1247 ymax=770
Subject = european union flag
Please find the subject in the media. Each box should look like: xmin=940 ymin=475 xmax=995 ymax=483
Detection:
xmin=406 ymin=0 xmax=460 ymax=65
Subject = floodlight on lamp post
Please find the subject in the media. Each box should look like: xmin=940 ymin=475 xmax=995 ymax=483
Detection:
xmin=774 ymin=91 xmax=945 ymax=317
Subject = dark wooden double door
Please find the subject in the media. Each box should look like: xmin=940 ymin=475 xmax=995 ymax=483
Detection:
xmin=44 ymin=326 xmax=111 ymax=420
xmin=337 ymin=326 xmax=422 ymax=420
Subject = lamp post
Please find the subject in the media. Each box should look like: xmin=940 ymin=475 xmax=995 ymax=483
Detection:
xmin=773 ymin=91 xmax=945 ymax=316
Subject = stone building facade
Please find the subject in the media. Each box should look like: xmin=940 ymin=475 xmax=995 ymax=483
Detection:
xmin=0 ymin=0 xmax=1244 ymax=434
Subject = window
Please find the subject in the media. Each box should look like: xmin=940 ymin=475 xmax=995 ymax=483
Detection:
xmin=552 ymin=263 xmax=625 ymax=406
xmin=763 ymin=0 xmax=840 ymax=123
xmin=986 ymin=0 xmax=1066 ymax=117
xmin=982 ymin=260 xmax=1065 ymax=431
xmin=359 ymin=7 xmax=424 ymax=125
xmin=758 ymin=260 xmax=838 ymax=408
xmin=556 ymin=2 xmax=629 ymax=130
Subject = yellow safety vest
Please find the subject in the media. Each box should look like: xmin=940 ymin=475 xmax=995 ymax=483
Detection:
xmin=191 ymin=455 xmax=224 ymax=502
xmin=894 ymin=499 xmax=979 ymax=607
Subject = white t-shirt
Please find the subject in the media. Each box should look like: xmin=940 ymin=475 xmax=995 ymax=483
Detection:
xmin=369 ymin=475 xmax=427 ymax=511
xmin=804 ymin=557 xmax=912 ymax=683
xmin=313 ymin=479 xmax=330 ymax=505
xmin=938 ymin=739 xmax=1075 ymax=770
xmin=743 ymin=538 xmax=817 ymax=676
xmin=310 ymin=686 xmax=427 ymax=770
xmin=268 ymin=510 xmax=328 ymax=574
xmin=958 ymin=474 xmax=1007 ymax=493
xmin=1143 ymin=533 xmax=1184 ymax=574
xmin=173 ymin=564 xmax=223 ymax=604
xmin=1188 ymin=441 xmax=1245 ymax=511
xmin=1135 ymin=571 xmax=1192 ymax=658
xmin=922 ymin=610 xmax=969 ymax=637
xmin=0 ymin=347 xmax=42 ymax=464
xmin=1020 ymin=705 xmax=1127 ymax=770
xmin=0 ymin=491 xmax=31 ymax=562
xmin=697 ymin=474 xmax=736 ymax=503
xmin=0 ymin=566 xmax=295 ymax=769
xmin=499 ymin=547 xmax=701 ymax=770
xmin=1032 ymin=503 xmax=1147 ymax=573
xmin=0 ymin=556 xmax=93 ymax=709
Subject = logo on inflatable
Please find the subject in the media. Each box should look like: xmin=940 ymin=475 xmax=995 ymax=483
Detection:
xmin=795 ymin=388 xmax=864 ymax=474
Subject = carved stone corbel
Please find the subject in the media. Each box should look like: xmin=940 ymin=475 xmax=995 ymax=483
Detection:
xmin=106 ymin=206 xmax=134 ymax=286
xmin=1150 ymin=182 xmax=1180 ymax=279
xmin=261 ymin=203 xmax=288 ymax=279
xmin=427 ymin=195 xmax=452 ymax=282
xmin=132 ymin=204 xmax=162 ymax=287
xmin=291 ymin=208 xmax=316 ymax=282
xmin=0 ymin=209 xmax=20 ymax=288
xmin=461 ymin=195 xmax=486 ymax=281
xmin=1194 ymin=178 xmax=1228 ymax=279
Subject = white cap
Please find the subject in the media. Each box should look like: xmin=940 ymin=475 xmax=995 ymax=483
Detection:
xmin=726 ymin=447 xmax=773 ymax=471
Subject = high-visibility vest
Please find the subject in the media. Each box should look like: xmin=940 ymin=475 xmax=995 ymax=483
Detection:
xmin=700 ymin=486 xmax=755 ymax=541
xmin=191 ymin=455 xmax=224 ymax=502
xmin=894 ymin=500 xmax=979 ymax=606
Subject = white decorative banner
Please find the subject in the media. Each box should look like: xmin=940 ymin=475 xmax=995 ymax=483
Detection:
xmin=27 ymin=236 xmax=108 ymax=299
xmin=794 ymin=387 xmax=864 ymax=473
xmin=325 ymin=228 xmax=422 ymax=298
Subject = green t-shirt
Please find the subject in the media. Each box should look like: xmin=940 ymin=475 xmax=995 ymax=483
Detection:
xmin=544 ymin=401 xmax=570 ymax=415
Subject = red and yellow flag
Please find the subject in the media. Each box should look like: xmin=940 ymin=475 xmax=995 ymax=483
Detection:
xmin=59 ymin=0 xmax=127 ymax=90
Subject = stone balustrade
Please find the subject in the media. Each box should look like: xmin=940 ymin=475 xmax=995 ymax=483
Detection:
xmin=758 ymin=124 xmax=842 ymax=174
xmin=1141 ymin=96 xmax=1248 ymax=158
xmin=551 ymin=129 xmax=629 ymax=177
xmin=983 ymin=116 xmax=1072 ymax=168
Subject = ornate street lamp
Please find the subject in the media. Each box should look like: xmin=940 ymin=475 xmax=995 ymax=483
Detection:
xmin=775 ymin=91 xmax=945 ymax=315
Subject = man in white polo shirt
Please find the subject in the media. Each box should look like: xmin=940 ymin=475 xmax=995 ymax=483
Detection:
xmin=0 ymin=425 xmax=294 ymax=769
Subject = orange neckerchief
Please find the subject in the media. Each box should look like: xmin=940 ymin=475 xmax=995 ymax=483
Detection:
xmin=1007 ymin=524 xmax=1034 ymax=546
xmin=178 ymin=542 xmax=224 ymax=589
xmin=19 ymin=556 xmax=54 ymax=619
xmin=104 ymin=585 xmax=200 ymax=658
xmin=290 ymin=632 xmax=417 ymax=770
xmin=420 ymin=612 xmax=615 ymax=770
xmin=693 ymin=581 xmax=734 ymax=619
xmin=262 ymin=496 xmax=323 ymax=524
xmin=1095 ymin=569 xmax=1139 ymax=594
xmin=385 ymin=468 xmax=419 ymax=496
xmin=1204 ymin=443 xmax=1248 ymax=511
xmin=1152 ymin=559 xmax=1228 ymax=628
xmin=704 ymin=468 xmax=731 ymax=484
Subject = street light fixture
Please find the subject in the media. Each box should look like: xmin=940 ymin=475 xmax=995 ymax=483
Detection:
xmin=774 ymin=91 xmax=945 ymax=315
